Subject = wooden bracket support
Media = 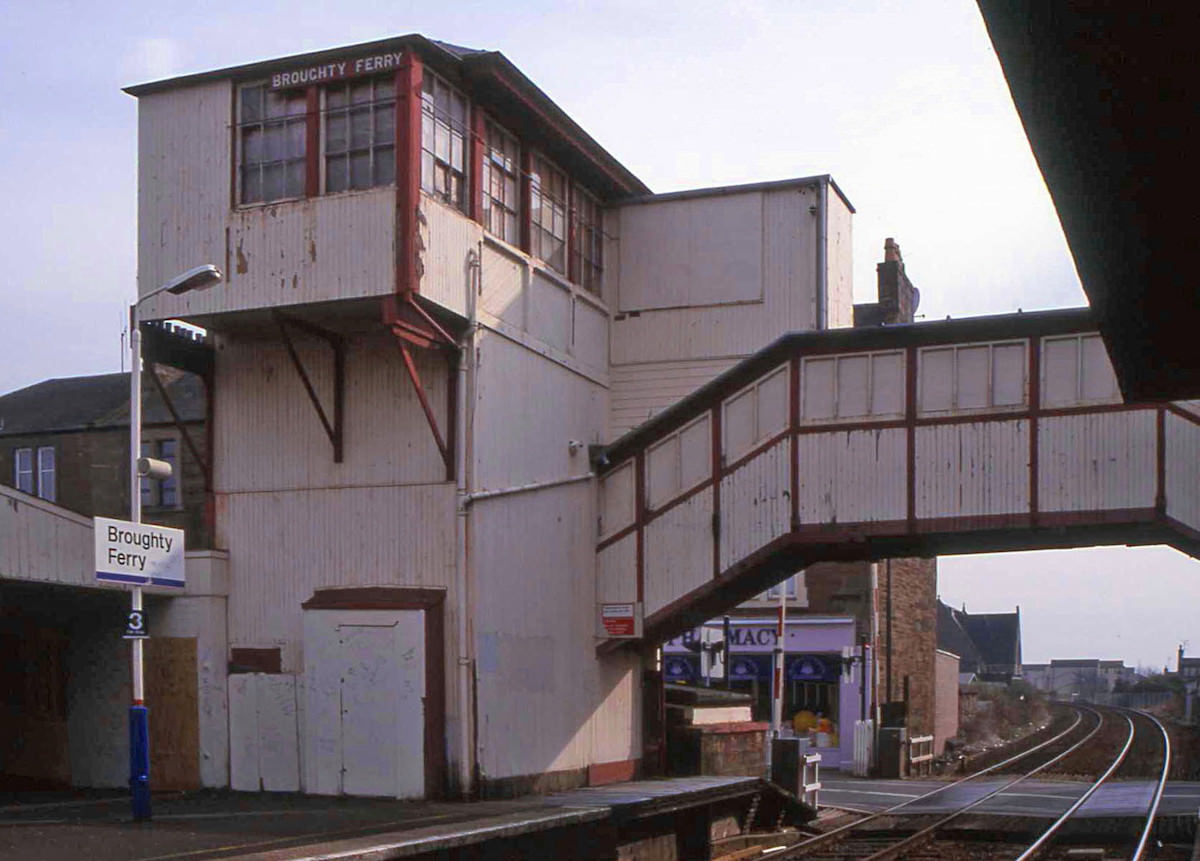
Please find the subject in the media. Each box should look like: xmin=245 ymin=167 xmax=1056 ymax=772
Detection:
xmin=273 ymin=310 xmax=346 ymax=463
xmin=146 ymin=362 xmax=212 ymax=491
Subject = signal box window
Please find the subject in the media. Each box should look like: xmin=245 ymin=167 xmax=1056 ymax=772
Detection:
xmin=573 ymin=186 xmax=603 ymax=293
xmin=421 ymin=72 xmax=468 ymax=211
xmin=325 ymin=77 xmax=396 ymax=193
xmin=238 ymin=84 xmax=307 ymax=204
xmin=531 ymin=155 xmax=567 ymax=275
xmin=482 ymin=120 xmax=520 ymax=244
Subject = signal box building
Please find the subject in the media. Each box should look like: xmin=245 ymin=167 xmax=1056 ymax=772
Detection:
xmin=117 ymin=34 xmax=861 ymax=799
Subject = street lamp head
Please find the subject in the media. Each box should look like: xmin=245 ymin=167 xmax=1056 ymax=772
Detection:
xmin=164 ymin=264 xmax=223 ymax=295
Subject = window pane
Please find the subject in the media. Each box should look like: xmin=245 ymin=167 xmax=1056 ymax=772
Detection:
xmin=376 ymin=78 xmax=394 ymax=99
xmin=240 ymin=85 xmax=264 ymax=122
xmin=326 ymin=113 xmax=347 ymax=153
xmin=242 ymin=167 xmax=262 ymax=203
xmin=285 ymin=160 xmax=305 ymax=197
xmin=327 ymin=85 xmax=347 ymax=110
xmin=242 ymin=127 xmax=264 ymax=163
xmin=326 ymin=155 xmax=347 ymax=193
xmin=262 ymin=163 xmax=285 ymax=202
xmin=375 ymin=147 xmax=395 ymax=184
xmin=160 ymin=440 xmax=178 ymax=507
xmin=287 ymin=119 xmax=306 ymax=159
xmin=421 ymin=151 xmax=434 ymax=191
xmin=264 ymin=125 xmax=286 ymax=161
xmin=14 ymin=449 xmax=34 ymax=494
xmin=350 ymin=107 xmax=372 ymax=148
xmin=350 ymin=151 xmax=371 ymax=188
xmin=350 ymin=80 xmax=372 ymax=105
xmin=375 ymin=105 xmax=395 ymax=144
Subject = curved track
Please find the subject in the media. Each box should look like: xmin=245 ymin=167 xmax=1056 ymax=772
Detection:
xmin=775 ymin=705 xmax=1173 ymax=861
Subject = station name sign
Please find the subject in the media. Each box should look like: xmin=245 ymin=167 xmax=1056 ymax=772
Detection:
xmin=94 ymin=516 xmax=185 ymax=588
xmin=270 ymin=50 xmax=407 ymax=90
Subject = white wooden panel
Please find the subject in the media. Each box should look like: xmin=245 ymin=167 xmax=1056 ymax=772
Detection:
xmin=647 ymin=435 xmax=680 ymax=510
xmin=1042 ymin=336 xmax=1081 ymax=407
xmin=480 ymin=243 xmax=525 ymax=330
xmin=1038 ymin=411 xmax=1157 ymax=512
xmin=723 ymin=387 xmax=757 ymax=461
xmin=919 ymin=348 xmax=955 ymax=413
xmin=573 ymin=298 xmax=609 ymax=372
xmin=617 ymin=192 xmax=763 ymax=311
xmin=757 ymin=366 xmax=790 ymax=440
xmin=1166 ymin=412 xmax=1200 ymax=534
xmin=645 ymin=489 xmax=714 ymax=617
xmin=610 ymin=358 xmax=731 ymax=439
xmin=528 ymin=271 xmax=572 ymax=353
xmin=915 ymin=420 xmax=1029 ymax=518
xmin=956 ymin=346 xmax=990 ymax=410
xmin=802 ymin=358 xmax=836 ymax=421
xmin=228 ymin=675 xmax=260 ymax=792
xmin=837 ymin=355 xmax=870 ymax=417
xmin=215 ymin=333 xmax=447 ymax=494
xmin=720 ymin=438 xmax=790 ymax=570
xmin=420 ymin=196 xmax=480 ymax=318
xmin=798 ymin=429 xmax=907 ymax=524
xmin=871 ymin=353 xmax=905 ymax=415
xmin=1080 ymin=334 xmax=1121 ymax=403
xmin=992 ymin=342 xmax=1026 ymax=406
xmin=600 ymin=462 xmax=635 ymax=538
xmin=679 ymin=414 xmax=712 ymax=490
xmin=597 ymin=532 xmax=636 ymax=604
xmin=0 ymin=486 xmax=93 ymax=588
xmin=824 ymin=188 xmax=855 ymax=329
xmin=472 ymin=331 xmax=606 ymax=491
xmin=257 ymin=674 xmax=301 ymax=792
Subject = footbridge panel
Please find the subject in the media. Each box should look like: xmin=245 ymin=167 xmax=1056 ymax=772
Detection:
xmin=595 ymin=309 xmax=1200 ymax=646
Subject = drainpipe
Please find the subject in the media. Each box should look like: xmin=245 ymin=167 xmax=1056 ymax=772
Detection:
xmin=815 ymin=178 xmax=829 ymax=330
xmin=455 ymin=246 xmax=481 ymax=798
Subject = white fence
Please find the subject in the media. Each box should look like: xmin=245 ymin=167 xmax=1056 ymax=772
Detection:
xmin=850 ymin=719 xmax=873 ymax=777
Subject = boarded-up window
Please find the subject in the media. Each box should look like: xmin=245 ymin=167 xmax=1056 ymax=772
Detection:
xmin=1042 ymin=334 xmax=1121 ymax=407
xmin=801 ymin=351 xmax=905 ymax=422
xmin=918 ymin=341 xmax=1027 ymax=415
xmin=723 ymin=366 xmax=789 ymax=461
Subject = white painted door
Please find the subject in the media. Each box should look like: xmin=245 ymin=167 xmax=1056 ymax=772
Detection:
xmin=337 ymin=619 xmax=424 ymax=797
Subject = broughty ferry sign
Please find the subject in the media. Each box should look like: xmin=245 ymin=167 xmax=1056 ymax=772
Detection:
xmin=270 ymin=51 xmax=406 ymax=90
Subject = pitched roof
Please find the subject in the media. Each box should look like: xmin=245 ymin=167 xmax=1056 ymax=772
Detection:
xmin=937 ymin=600 xmax=1022 ymax=678
xmin=0 ymin=370 xmax=204 ymax=436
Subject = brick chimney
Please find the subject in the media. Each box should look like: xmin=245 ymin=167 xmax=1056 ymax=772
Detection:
xmin=854 ymin=238 xmax=921 ymax=327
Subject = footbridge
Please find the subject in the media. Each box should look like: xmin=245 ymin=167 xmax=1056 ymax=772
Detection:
xmin=595 ymin=308 xmax=1200 ymax=647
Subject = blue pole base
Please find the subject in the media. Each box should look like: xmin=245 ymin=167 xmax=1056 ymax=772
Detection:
xmin=129 ymin=705 xmax=151 ymax=820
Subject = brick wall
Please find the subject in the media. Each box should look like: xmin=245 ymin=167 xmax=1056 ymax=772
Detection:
xmin=881 ymin=558 xmax=937 ymax=737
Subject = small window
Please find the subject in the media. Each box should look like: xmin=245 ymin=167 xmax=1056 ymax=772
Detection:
xmin=420 ymin=72 xmax=468 ymax=211
xmin=36 ymin=447 xmax=55 ymax=503
xmin=238 ymin=84 xmax=307 ymax=204
xmin=481 ymin=119 xmax=520 ymax=244
xmin=141 ymin=438 xmax=180 ymax=509
xmin=324 ymin=76 xmax=395 ymax=193
xmin=14 ymin=448 xmax=33 ymax=495
xmin=531 ymin=155 xmax=567 ymax=274
xmin=573 ymin=186 xmax=603 ymax=293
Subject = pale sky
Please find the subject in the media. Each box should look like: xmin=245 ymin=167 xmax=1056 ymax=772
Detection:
xmin=0 ymin=1 xmax=1195 ymax=669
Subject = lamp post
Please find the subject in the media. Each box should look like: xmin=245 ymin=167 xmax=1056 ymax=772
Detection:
xmin=128 ymin=264 xmax=222 ymax=820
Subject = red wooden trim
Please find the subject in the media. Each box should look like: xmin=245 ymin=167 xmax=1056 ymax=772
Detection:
xmin=519 ymin=146 xmax=532 ymax=254
xmin=790 ymin=358 xmax=800 ymax=530
xmin=1156 ymin=406 xmax=1166 ymax=513
xmin=597 ymin=522 xmax=638 ymax=553
xmin=566 ymin=183 xmax=578 ymax=284
xmin=395 ymin=52 xmax=423 ymax=296
xmin=468 ymin=104 xmax=484 ymax=224
xmin=1166 ymin=403 xmax=1200 ymax=426
xmin=711 ymin=405 xmax=722 ymax=579
xmin=634 ymin=451 xmax=646 ymax=605
xmin=1029 ymin=335 xmax=1041 ymax=523
xmin=905 ymin=345 xmax=917 ymax=531
xmin=587 ymin=758 xmax=639 ymax=786
xmin=304 ymin=86 xmax=320 ymax=197
xmin=398 ymin=340 xmax=451 ymax=473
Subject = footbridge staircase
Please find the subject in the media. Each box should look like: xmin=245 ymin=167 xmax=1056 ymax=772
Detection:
xmin=595 ymin=308 xmax=1200 ymax=647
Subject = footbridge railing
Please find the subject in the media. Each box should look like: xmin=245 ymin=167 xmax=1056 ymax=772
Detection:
xmin=595 ymin=308 xmax=1200 ymax=647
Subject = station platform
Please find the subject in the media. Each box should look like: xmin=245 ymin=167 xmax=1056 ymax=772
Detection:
xmin=0 ymin=775 xmax=775 ymax=860
xmin=820 ymin=775 xmax=1200 ymax=819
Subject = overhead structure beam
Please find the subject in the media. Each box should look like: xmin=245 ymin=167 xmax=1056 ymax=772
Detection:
xmin=272 ymin=310 xmax=346 ymax=463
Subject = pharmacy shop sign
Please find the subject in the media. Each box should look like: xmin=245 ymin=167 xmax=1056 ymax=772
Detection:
xmin=94 ymin=517 xmax=185 ymax=588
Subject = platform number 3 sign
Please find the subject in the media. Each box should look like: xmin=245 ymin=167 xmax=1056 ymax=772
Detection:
xmin=124 ymin=609 xmax=149 ymax=640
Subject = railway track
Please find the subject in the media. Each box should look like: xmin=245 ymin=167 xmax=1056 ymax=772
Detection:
xmin=772 ymin=705 xmax=1173 ymax=861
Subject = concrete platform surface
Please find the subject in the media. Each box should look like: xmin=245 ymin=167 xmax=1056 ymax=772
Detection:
xmin=819 ymin=776 xmax=1200 ymax=819
xmin=0 ymin=776 xmax=760 ymax=861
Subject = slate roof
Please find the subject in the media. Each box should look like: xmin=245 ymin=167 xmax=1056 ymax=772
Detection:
xmin=0 ymin=370 xmax=204 ymax=436
xmin=937 ymin=600 xmax=1022 ymax=680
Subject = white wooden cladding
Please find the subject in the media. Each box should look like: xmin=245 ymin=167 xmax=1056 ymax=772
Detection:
xmin=647 ymin=414 xmax=711 ymax=510
xmin=1166 ymin=411 xmax=1200 ymax=534
xmin=723 ymin=366 xmax=789 ymax=462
